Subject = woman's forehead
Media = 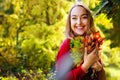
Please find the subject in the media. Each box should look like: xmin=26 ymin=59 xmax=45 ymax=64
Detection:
xmin=70 ymin=6 xmax=88 ymax=15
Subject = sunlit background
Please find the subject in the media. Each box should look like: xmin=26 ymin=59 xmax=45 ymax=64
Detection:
xmin=0 ymin=0 xmax=120 ymax=80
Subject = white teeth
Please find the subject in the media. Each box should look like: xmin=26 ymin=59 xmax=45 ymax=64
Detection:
xmin=76 ymin=26 xmax=83 ymax=29
xmin=78 ymin=27 xmax=82 ymax=28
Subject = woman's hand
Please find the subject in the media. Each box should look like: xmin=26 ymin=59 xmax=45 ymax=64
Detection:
xmin=81 ymin=47 xmax=99 ymax=72
xmin=91 ymin=60 xmax=102 ymax=71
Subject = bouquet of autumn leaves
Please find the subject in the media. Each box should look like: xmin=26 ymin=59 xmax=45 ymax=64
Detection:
xmin=70 ymin=31 xmax=104 ymax=66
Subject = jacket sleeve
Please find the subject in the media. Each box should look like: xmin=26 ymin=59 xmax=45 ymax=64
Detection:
xmin=66 ymin=65 xmax=87 ymax=80
xmin=56 ymin=38 xmax=86 ymax=80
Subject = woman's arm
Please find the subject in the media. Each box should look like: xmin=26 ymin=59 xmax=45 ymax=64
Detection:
xmin=65 ymin=65 xmax=87 ymax=80
xmin=56 ymin=38 xmax=86 ymax=80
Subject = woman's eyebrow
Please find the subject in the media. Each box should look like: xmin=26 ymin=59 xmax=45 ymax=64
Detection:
xmin=71 ymin=14 xmax=88 ymax=17
xmin=82 ymin=14 xmax=88 ymax=16
xmin=71 ymin=15 xmax=77 ymax=17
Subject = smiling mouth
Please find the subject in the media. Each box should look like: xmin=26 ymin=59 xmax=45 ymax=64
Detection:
xmin=75 ymin=26 xmax=84 ymax=30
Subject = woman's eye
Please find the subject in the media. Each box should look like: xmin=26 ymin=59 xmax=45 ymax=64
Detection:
xmin=82 ymin=15 xmax=88 ymax=19
xmin=72 ymin=17 xmax=77 ymax=19
xmin=82 ymin=16 xmax=88 ymax=19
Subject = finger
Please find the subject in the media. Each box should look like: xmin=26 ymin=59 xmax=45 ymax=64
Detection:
xmin=84 ymin=47 xmax=87 ymax=60
xmin=91 ymin=63 xmax=96 ymax=68
xmin=84 ymin=47 xmax=87 ymax=56
xmin=97 ymin=61 xmax=102 ymax=67
xmin=95 ymin=42 xmax=98 ymax=52
xmin=92 ymin=49 xmax=99 ymax=59
xmin=97 ymin=51 xmax=101 ymax=58
xmin=95 ymin=61 xmax=102 ymax=71
xmin=91 ymin=48 xmax=97 ymax=54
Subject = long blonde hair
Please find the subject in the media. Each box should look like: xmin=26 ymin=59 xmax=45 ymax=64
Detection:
xmin=65 ymin=2 xmax=96 ymax=39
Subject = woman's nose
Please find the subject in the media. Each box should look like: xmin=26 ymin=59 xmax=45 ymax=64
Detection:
xmin=77 ymin=18 xmax=82 ymax=24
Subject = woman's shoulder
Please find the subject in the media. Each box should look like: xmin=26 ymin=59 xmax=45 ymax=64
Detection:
xmin=62 ymin=38 xmax=71 ymax=45
xmin=57 ymin=38 xmax=71 ymax=59
xmin=60 ymin=38 xmax=71 ymax=49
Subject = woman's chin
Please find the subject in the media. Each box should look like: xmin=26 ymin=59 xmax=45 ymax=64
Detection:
xmin=75 ymin=32 xmax=85 ymax=36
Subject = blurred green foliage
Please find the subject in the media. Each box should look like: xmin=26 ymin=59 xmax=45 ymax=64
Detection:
xmin=0 ymin=0 xmax=69 ymax=79
xmin=95 ymin=0 xmax=120 ymax=47
xmin=0 ymin=0 xmax=120 ymax=80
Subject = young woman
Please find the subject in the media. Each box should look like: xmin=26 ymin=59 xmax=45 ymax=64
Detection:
xmin=56 ymin=2 xmax=106 ymax=80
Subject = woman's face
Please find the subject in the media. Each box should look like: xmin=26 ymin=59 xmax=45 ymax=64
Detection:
xmin=70 ymin=6 xmax=90 ymax=36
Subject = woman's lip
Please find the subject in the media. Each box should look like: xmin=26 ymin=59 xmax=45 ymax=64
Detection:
xmin=76 ymin=26 xmax=84 ymax=29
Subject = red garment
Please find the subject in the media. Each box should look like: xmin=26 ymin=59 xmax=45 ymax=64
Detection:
xmin=56 ymin=38 xmax=106 ymax=80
